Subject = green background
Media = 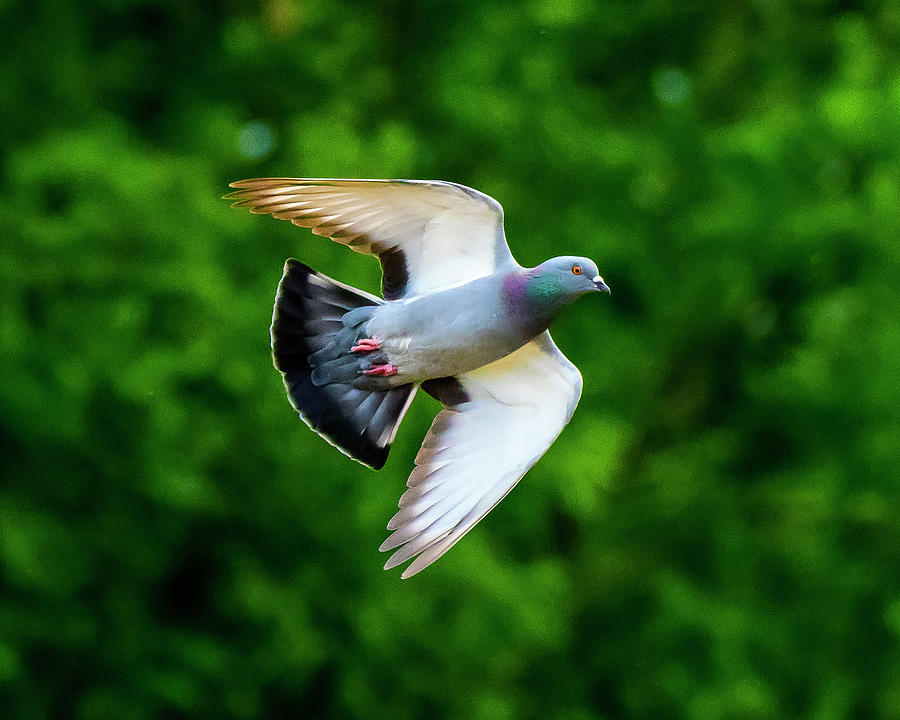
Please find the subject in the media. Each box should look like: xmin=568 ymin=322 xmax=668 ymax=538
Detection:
xmin=1 ymin=0 xmax=899 ymax=718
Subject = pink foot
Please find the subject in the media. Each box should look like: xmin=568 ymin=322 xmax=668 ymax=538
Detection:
xmin=363 ymin=364 xmax=399 ymax=377
xmin=352 ymin=338 xmax=381 ymax=353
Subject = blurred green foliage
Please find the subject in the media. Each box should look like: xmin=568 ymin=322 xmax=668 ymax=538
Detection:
xmin=1 ymin=0 xmax=899 ymax=718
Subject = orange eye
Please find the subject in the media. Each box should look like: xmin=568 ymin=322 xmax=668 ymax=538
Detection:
xmin=572 ymin=265 xmax=582 ymax=275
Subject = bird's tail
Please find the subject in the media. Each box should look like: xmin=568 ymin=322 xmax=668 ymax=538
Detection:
xmin=271 ymin=259 xmax=416 ymax=469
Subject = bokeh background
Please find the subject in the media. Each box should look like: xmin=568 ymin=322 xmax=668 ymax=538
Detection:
xmin=2 ymin=0 xmax=899 ymax=718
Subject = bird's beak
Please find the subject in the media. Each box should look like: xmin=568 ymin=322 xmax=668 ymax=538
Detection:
xmin=592 ymin=275 xmax=611 ymax=294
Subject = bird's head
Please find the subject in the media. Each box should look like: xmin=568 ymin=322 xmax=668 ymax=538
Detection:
xmin=528 ymin=256 xmax=610 ymax=307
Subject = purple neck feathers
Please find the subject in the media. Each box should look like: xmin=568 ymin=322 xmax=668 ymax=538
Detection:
xmin=502 ymin=268 xmax=533 ymax=302
xmin=502 ymin=268 xmax=559 ymax=331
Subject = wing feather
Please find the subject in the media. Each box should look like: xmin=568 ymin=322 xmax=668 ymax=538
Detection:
xmin=226 ymin=178 xmax=514 ymax=299
xmin=380 ymin=332 xmax=583 ymax=578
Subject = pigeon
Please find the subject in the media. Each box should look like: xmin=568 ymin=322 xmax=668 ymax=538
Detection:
xmin=225 ymin=178 xmax=610 ymax=578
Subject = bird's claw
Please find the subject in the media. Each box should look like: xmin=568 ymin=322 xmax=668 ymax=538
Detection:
xmin=363 ymin=364 xmax=399 ymax=377
xmin=352 ymin=338 xmax=381 ymax=353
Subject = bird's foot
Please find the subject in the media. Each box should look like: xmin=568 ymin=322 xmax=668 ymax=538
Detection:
xmin=363 ymin=363 xmax=399 ymax=377
xmin=351 ymin=338 xmax=381 ymax=353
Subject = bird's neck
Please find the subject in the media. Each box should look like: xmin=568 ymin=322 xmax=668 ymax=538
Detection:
xmin=503 ymin=269 xmax=569 ymax=328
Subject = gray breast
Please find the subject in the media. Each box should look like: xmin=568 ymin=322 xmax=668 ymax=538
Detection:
xmin=365 ymin=277 xmax=536 ymax=382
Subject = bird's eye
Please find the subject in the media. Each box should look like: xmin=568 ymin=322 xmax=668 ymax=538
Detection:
xmin=572 ymin=265 xmax=582 ymax=275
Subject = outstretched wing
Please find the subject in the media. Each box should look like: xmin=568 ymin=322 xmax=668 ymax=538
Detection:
xmin=380 ymin=332 xmax=583 ymax=578
xmin=225 ymin=178 xmax=514 ymax=299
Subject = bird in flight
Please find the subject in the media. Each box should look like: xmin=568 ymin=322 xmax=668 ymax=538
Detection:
xmin=225 ymin=178 xmax=610 ymax=577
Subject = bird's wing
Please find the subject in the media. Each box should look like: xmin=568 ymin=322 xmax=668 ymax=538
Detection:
xmin=380 ymin=331 xmax=583 ymax=578
xmin=225 ymin=178 xmax=513 ymax=299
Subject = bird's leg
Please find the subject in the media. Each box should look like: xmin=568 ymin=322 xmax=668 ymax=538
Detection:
xmin=363 ymin=364 xmax=399 ymax=377
xmin=351 ymin=338 xmax=381 ymax=353
xmin=353 ymin=337 xmax=396 ymax=376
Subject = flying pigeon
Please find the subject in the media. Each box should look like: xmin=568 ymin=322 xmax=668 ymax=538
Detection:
xmin=225 ymin=178 xmax=610 ymax=577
